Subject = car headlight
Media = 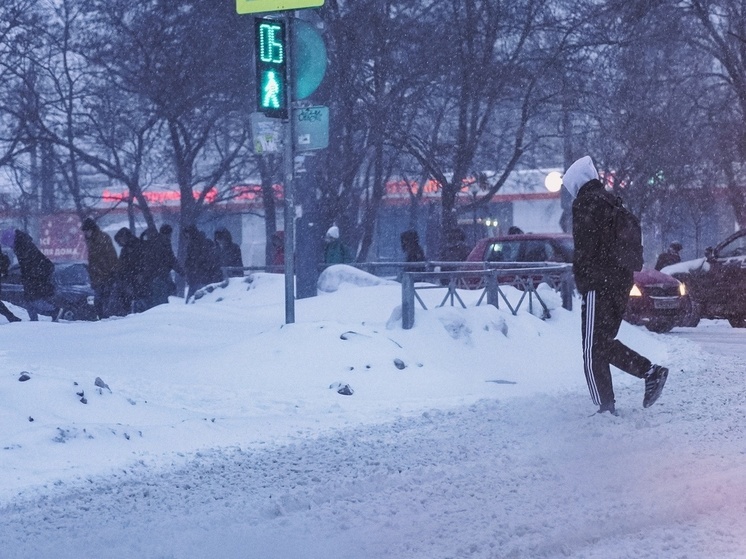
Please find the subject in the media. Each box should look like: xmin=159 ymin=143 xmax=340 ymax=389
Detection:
xmin=629 ymin=284 xmax=643 ymax=297
xmin=679 ymin=282 xmax=687 ymax=296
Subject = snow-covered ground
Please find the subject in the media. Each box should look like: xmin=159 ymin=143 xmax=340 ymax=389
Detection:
xmin=1 ymin=266 xmax=744 ymax=559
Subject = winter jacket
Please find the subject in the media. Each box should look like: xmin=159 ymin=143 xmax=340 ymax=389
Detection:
xmin=85 ymin=228 xmax=118 ymax=289
xmin=114 ymin=230 xmax=149 ymax=299
xmin=184 ymin=227 xmax=222 ymax=287
xmin=655 ymin=251 xmax=681 ymax=271
xmin=571 ymin=179 xmax=634 ymax=294
xmin=14 ymin=230 xmax=55 ymax=301
xmin=324 ymin=239 xmax=352 ymax=265
xmin=214 ymin=229 xmax=244 ymax=276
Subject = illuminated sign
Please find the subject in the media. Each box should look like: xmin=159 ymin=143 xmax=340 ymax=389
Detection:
xmin=237 ymin=0 xmax=324 ymax=15
xmin=255 ymin=18 xmax=287 ymax=119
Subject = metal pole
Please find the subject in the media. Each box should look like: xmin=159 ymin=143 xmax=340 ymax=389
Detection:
xmin=283 ymin=12 xmax=296 ymax=324
xmin=472 ymin=192 xmax=478 ymax=244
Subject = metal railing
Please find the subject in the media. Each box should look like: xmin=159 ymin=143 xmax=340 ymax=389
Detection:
xmin=398 ymin=263 xmax=574 ymax=330
xmin=220 ymin=261 xmax=574 ymax=330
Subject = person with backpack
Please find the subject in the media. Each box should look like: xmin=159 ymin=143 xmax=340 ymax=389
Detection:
xmin=562 ymin=155 xmax=668 ymax=415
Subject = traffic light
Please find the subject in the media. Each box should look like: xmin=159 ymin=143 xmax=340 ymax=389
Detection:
xmin=255 ymin=18 xmax=287 ymax=119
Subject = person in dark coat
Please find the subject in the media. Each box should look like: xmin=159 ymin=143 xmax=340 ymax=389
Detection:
xmin=655 ymin=241 xmax=682 ymax=271
xmin=113 ymin=227 xmax=148 ymax=314
xmin=563 ymin=156 xmax=668 ymax=415
xmin=214 ymin=227 xmax=244 ymax=277
xmin=0 ymin=244 xmax=21 ymax=322
xmin=183 ymin=225 xmax=221 ymax=301
xmin=139 ymin=227 xmax=169 ymax=309
xmin=81 ymin=218 xmax=118 ymax=319
xmin=400 ymin=229 xmax=426 ymax=272
xmin=13 ymin=230 xmax=58 ymax=321
xmin=156 ymin=224 xmax=183 ymax=297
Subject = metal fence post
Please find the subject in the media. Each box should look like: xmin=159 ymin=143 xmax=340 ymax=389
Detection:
xmin=402 ymin=272 xmax=415 ymax=329
xmin=561 ymin=271 xmax=573 ymax=311
xmin=486 ymin=271 xmax=499 ymax=309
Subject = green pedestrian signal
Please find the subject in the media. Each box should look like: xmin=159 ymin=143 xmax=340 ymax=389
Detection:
xmin=255 ymin=18 xmax=287 ymax=118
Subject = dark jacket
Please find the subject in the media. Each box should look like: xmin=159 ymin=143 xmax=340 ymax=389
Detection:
xmin=84 ymin=227 xmax=118 ymax=289
xmin=655 ymin=251 xmax=681 ymax=271
xmin=572 ymin=179 xmax=633 ymax=294
xmin=214 ymin=228 xmax=244 ymax=276
xmin=114 ymin=228 xmax=149 ymax=299
xmin=14 ymin=230 xmax=55 ymax=300
xmin=184 ymin=226 xmax=222 ymax=287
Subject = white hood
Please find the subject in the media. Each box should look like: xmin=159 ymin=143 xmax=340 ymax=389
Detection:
xmin=562 ymin=156 xmax=599 ymax=198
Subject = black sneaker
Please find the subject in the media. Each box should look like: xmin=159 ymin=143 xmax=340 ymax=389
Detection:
xmin=643 ymin=365 xmax=669 ymax=408
xmin=597 ymin=402 xmax=619 ymax=416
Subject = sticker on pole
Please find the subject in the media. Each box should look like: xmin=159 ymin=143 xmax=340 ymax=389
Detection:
xmin=237 ymin=0 xmax=324 ymax=14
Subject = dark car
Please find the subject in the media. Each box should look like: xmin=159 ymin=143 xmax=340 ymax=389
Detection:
xmin=0 ymin=262 xmax=96 ymax=321
xmin=466 ymin=233 xmax=685 ymax=333
xmin=662 ymin=229 xmax=746 ymax=328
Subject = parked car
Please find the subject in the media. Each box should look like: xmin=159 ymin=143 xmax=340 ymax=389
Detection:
xmin=662 ymin=229 xmax=746 ymax=328
xmin=466 ymin=233 xmax=686 ymax=333
xmin=0 ymin=262 xmax=96 ymax=321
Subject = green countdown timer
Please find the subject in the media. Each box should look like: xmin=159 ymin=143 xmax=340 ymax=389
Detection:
xmin=255 ymin=18 xmax=287 ymax=119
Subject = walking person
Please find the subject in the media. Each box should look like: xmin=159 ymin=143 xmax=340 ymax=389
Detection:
xmin=0 ymin=243 xmax=21 ymax=322
xmin=562 ymin=156 xmax=668 ymax=415
xmin=13 ymin=230 xmax=59 ymax=321
xmin=81 ymin=218 xmax=118 ymax=319
xmin=655 ymin=241 xmax=683 ymax=271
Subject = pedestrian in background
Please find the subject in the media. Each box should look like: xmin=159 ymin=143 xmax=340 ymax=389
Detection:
xmin=400 ymin=229 xmax=426 ymax=272
xmin=0 ymin=243 xmax=21 ymax=322
xmin=113 ymin=227 xmax=148 ymax=314
xmin=81 ymin=218 xmax=118 ymax=319
xmin=13 ymin=230 xmax=58 ymax=321
xmin=214 ymin=227 xmax=244 ymax=277
xmin=323 ymin=225 xmax=352 ymax=265
xmin=655 ymin=241 xmax=683 ymax=271
xmin=563 ymin=155 xmax=668 ymax=415
xmin=183 ymin=225 xmax=221 ymax=301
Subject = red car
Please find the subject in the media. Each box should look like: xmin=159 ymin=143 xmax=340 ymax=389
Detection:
xmin=466 ymin=233 xmax=686 ymax=333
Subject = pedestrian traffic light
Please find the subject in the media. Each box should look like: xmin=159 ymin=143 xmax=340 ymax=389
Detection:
xmin=255 ymin=18 xmax=287 ymax=119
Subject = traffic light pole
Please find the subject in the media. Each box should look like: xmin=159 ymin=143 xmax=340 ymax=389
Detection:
xmin=283 ymin=12 xmax=296 ymax=324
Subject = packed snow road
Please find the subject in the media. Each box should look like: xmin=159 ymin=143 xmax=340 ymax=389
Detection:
xmin=2 ymin=351 xmax=745 ymax=559
xmin=2 ymin=275 xmax=745 ymax=559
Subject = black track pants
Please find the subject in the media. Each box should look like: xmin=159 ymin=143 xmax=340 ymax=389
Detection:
xmin=581 ymin=288 xmax=652 ymax=406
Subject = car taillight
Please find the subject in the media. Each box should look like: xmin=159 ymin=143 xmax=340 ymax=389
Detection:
xmin=629 ymin=284 xmax=642 ymax=297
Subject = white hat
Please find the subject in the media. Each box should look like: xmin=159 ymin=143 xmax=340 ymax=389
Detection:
xmin=562 ymin=156 xmax=599 ymax=198
xmin=325 ymin=225 xmax=340 ymax=239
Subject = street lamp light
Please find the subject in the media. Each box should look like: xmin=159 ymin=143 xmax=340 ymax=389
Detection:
xmin=545 ymin=171 xmax=563 ymax=193
xmin=469 ymin=181 xmax=480 ymax=244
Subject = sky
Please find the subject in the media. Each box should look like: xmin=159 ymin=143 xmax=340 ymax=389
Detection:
xmin=1 ymin=266 xmax=744 ymax=559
